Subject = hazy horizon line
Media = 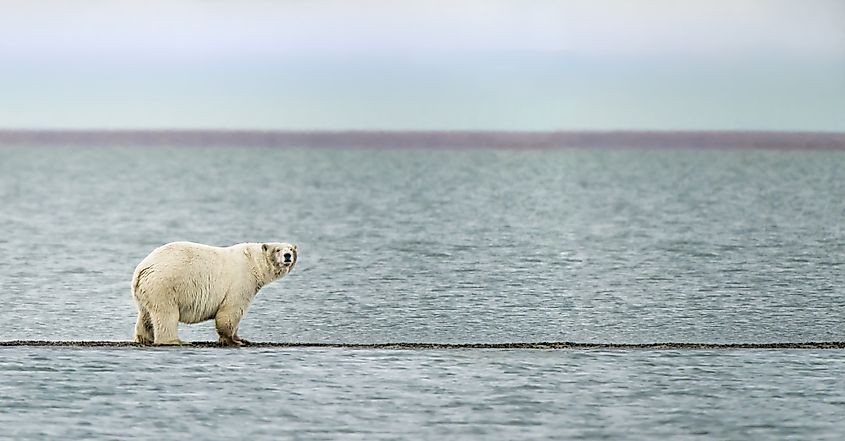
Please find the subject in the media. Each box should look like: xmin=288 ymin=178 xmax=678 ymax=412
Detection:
xmin=2 ymin=128 xmax=844 ymax=150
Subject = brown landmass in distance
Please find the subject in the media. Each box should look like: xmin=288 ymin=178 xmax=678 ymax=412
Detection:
xmin=0 ymin=130 xmax=844 ymax=149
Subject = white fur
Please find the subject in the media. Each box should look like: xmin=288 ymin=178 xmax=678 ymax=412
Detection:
xmin=131 ymin=241 xmax=297 ymax=346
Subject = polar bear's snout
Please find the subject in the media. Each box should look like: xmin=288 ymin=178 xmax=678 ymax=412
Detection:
xmin=276 ymin=243 xmax=297 ymax=268
xmin=260 ymin=242 xmax=297 ymax=270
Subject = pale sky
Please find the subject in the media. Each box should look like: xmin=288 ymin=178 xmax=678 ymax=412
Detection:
xmin=1 ymin=0 xmax=843 ymax=131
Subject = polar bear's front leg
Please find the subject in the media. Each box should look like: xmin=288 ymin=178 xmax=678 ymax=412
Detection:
xmin=215 ymin=307 xmax=247 ymax=347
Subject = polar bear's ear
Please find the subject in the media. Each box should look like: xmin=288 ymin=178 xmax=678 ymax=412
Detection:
xmin=262 ymin=243 xmax=269 ymax=252
xmin=292 ymin=244 xmax=298 ymax=252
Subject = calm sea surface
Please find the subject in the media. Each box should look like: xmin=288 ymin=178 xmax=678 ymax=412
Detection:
xmin=1 ymin=145 xmax=844 ymax=439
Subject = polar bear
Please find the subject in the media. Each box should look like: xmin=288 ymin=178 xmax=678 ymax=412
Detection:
xmin=130 ymin=241 xmax=297 ymax=346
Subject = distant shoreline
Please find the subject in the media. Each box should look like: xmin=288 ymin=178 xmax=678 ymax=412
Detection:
xmin=1 ymin=129 xmax=844 ymax=150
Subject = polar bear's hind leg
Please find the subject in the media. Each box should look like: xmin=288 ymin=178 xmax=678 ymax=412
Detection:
xmin=133 ymin=307 xmax=155 ymax=345
xmin=150 ymin=306 xmax=185 ymax=345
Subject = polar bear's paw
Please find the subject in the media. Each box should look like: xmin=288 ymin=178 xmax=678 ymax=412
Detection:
xmin=218 ymin=337 xmax=245 ymax=347
xmin=134 ymin=335 xmax=154 ymax=346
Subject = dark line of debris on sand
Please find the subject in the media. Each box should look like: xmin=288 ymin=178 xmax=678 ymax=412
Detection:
xmin=1 ymin=341 xmax=845 ymax=349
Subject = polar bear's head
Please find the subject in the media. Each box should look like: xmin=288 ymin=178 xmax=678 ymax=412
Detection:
xmin=262 ymin=242 xmax=298 ymax=274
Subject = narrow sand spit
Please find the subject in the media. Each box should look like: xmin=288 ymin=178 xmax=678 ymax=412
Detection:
xmin=1 ymin=341 xmax=844 ymax=349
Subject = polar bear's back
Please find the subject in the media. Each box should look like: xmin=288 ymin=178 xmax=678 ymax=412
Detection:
xmin=137 ymin=241 xmax=231 ymax=279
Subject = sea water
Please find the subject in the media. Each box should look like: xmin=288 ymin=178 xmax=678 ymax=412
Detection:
xmin=1 ymin=146 xmax=843 ymax=439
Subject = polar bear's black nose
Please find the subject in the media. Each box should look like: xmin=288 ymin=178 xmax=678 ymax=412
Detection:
xmin=283 ymin=253 xmax=292 ymax=261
